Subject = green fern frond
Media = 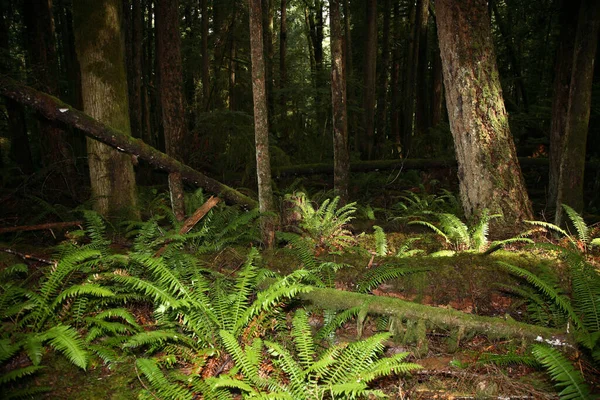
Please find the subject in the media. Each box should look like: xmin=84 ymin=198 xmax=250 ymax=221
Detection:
xmin=108 ymin=274 xmax=180 ymax=308
xmin=408 ymin=220 xmax=449 ymax=243
xmin=0 ymin=339 xmax=20 ymax=364
xmin=0 ymin=263 xmax=28 ymax=281
xmin=498 ymin=262 xmax=582 ymax=329
xmin=356 ymin=351 xmax=420 ymax=383
xmin=291 ymin=309 xmax=316 ymax=369
xmin=22 ymin=335 xmax=43 ymax=365
xmin=524 ymin=219 xmax=575 ymax=247
xmin=562 ymin=204 xmax=589 ymax=244
xmin=51 ymin=284 xmax=115 ymax=310
xmin=531 ymin=344 xmax=592 ymax=400
xmin=0 ymin=365 xmax=44 ymax=385
xmin=135 ymin=357 xmax=193 ymax=400
xmin=123 ymin=330 xmax=184 ymax=349
xmin=316 ymin=307 xmax=361 ymax=340
xmin=229 ymin=248 xmax=260 ymax=331
xmin=470 ymin=209 xmax=502 ymax=252
xmin=219 ymin=330 xmax=260 ymax=384
xmin=373 ymin=226 xmax=388 ymax=256
xmin=41 ymin=324 xmax=89 ymax=370
xmin=571 ymin=263 xmax=600 ymax=334
xmin=93 ymin=308 xmax=140 ymax=329
xmin=358 ymin=264 xmax=432 ymax=293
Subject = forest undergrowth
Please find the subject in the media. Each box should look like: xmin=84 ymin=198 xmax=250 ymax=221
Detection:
xmin=1 ymin=185 xmax=600 ymax=399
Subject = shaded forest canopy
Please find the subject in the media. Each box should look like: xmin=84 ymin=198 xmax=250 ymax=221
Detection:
xmin=1 ymin=0 xmax=600 ymax=398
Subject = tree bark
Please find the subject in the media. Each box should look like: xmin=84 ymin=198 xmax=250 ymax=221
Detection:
xmin=330 ymin=0 xmax=349 ymax=205
xmin=554 ymin=0 xmax=600 ymax=226
xmin=435 ymin=0 xmax=532 ymax=227
xmin=279 ymin=0 xmax=287 ymax=112
xmin=156 ymin=0 xmax=187 ymax=221
xmin=249 ymin=0 xmax=276 ymax=247
xmin=548 ymin=0 xmax=580 ymax=216
xmin=200 ymin=0 xmax=209 ymax=108
xmin=0 ymin=75 xmax=259 ymax=210
xmin=362 ymin=0 xmax=377 ymax=159
xmin=73 ymin=0 xmax=139 ymax=220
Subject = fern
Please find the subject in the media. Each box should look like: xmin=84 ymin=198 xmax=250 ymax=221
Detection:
xmin=41 ymin=324 xmax=89 ymax=369
xmin=357 ymin=264 xmax=432 ymax=293
xmin=373 ymin=225 xmax=388 ymax=256
xmin=531 ymin=344 xmax=592 ymax=399
xmin=136 ymin=357 xmax=194 ymax=400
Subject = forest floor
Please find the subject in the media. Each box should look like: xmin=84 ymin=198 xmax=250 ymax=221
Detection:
xmin=1 ymin=177 xmax=600 ymax=399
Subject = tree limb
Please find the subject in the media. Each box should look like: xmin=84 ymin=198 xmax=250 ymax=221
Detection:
xmin=0 ymin=75 xmax=258 ymax=209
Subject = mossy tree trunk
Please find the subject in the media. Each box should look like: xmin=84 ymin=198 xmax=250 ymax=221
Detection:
xmin=73 ymin=0 xmax=139 ymax=220
xmin=330 ymin=0 xmax=349 ymax=205
xmin=156 ymin=0 xmax=186 ymax=221
xmin=249 ymin=0 xmax=276 ymax=248
xmin=435 ymin=0 xmax=533 ymax=227
xmin=554 ymin=0 xmax=600 ymax=226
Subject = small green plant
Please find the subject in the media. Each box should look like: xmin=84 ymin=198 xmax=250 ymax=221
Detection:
xmin=525 ymin=204 xmax=600 ymax=253
xmin=285 ymin=192 xmax=357 ymax=254
xmin=409 ymin=209 xmax=533 ymax=254
xmin=391 ymin=188 xmax=460 ymax=218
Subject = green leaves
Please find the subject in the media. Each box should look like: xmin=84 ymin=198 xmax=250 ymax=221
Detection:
xmin=41 ymin=325 xmax=89 ymax=370
xmin=532 ymin=345 xmax=592 ymax=400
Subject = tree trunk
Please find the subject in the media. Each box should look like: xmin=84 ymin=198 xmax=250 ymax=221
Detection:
xmin=389 ymin=1 xmax=402 ymax=156
xmin=200 ymin=0 xmax=210 ymax=109
xmin=156 ymin=0 xmax=187 ymax=221
xmin=402 ymin=0 xmax=417 ymax=155
xmin=430 ymin=20 xmax=444 ymax=129
xmin=127 ymin=0 xmax=144 ymax=140
xmin=249 ymin=0 xmax=276 ymax=247
xmin=330 ymin=0 xmax=349 ymax=205
xmin=23 ymin=0 xmax=77 ymax=193
xmin=362 ymin=0 xmax=377 ymax=159
xmin=279 ymin=0 xmax=287 ymax=112
xmin=375 ymin=0 xmax=391 ymax=159
xmin=548 ymin=0 xmax=580 ymax=216
xmin=73 ymin=0 xmax=139 ymax=220
xmin=414 ymin=0 xmax=430 ymax=140
xmin=262 ymin=0 xmax=274 ymax=126
xmin=0 ymin=75 xmax=259 ymax=210
xmin=554 ymin=0 xmax=600 ymax=226
xmin=435 ymin=0 xmax=532 ymax=227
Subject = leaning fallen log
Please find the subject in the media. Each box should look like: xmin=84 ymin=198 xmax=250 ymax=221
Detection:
xmin=0 ymin=75 xmax=258 ymax=210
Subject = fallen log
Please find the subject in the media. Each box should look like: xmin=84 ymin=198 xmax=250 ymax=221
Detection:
xmin=0 ymin=75 xmax=258 ymax=210
xmin=0 ymin=220 xmax=83 ymax=234
xmin=272 ymin=157 xmax=599 ymax=177
xmin=295 ymin=285 xmax=567 ymax=344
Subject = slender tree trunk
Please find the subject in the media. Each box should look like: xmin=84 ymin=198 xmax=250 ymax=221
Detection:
xmin=402 ymin=0 xmax=418 ymax=155
xmin=279 ymin=0 xmax=287 ymax=111
xmin=375 ymin=0 xmax=391 ymax=159
xmin=363 ymin=0 xmax=377 ymax=159
xmin=200 ymin=0 xmax=209 ymax=109
xmin=249 ymin=0 xmax=275 ymax=247
xmin=262 ymin=0 xmax=274 ymax=126
xmin=0 ymin=1 xmax=33 ymax=174
xmin=128 ymin=0 xmax=144 ymax=139
xmin=436 ymin=0 xmax=532 ymax=227
xmin=73 ymin=0 xmax=139 ymax=220
xmin=414 ymin=0 xmax=430 ymax=139
xmin=430 ymin=20 xmax=444 ymax=129
xmin=390 ymin=0 xmax=402 ymax=156
xmin=23 ymin=0 xmax=77 ymax=193
xmin=330 ymin=0 xmax=349 ymax=204
xmin=156 ymin=0 xmax=187 ymax=221
xmin=548 ymin=0 xmax=580 ymax=216
xmin=229 ymin=24 xmax=237 ymax=111
xmin=555 ymin=0 xmax=600 ymax=226
xmin=142 ymin=0 xmax=155 ymax=148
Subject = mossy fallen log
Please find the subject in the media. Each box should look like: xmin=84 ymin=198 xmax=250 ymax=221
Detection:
xmin=0 ymin=75 xmax=258 ymax=209
xmin=295 ymin=285 xmax=567 ymax=344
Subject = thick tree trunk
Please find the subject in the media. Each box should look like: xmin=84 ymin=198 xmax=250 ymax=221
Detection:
xmin=548 ymin=0 xmax=580 ymax=216
xmin=362 ymin=0 xmax=377 ymax=159
xmin=73 ymin=0 xmax=140 ymax=220
xmin=156 ymin=0 xmax=187 ymax=221
xmin=555 ymin=0 xmax=600 ymax=226
xmin=0 ymin=76 xmax=259 ymax=210
xmin=435 ymin=0 xmax=532 ymax=227
xmin=330 ymin=0 xmax=349 ymax=205
xmin=249 ymin=0 xmax=276 ymax=247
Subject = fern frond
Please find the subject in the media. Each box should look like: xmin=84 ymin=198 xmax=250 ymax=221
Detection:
xmin=291 ymin=310 xmax=315 ymax=369
xmin=0 ymin=339 xmax=20 ymax=364
xmin=229 ymin=248 xmax=260 ymax=331
xmin=498 ymin=262 xmax=582 ymax=329
xmin=479 ymin=351 xmax=540 ymax=368
xmin=136 ymin=357 xmax=193 ymax=400
xmin=51 ymin=284 xmax=115 ymax=310
xmin=408 ymin=220 xmax=449 ymax=243
xmin=41 ymin=324 xmax=89 ymax=369
xmin=22 ymin=335 xmax=43 ymax=365
xmin=571 ymin=263 xmax=600 ymax=334
xmin=524 ymin=219 xmax=575 ymax=247
xmin=532 ymin=344 xmax=591 ymax=400
xmin=316 ymin=307 xmax=361 ymax=340
xmin=0 ymin=365 xmax=44 ymax=385
xmin=219 ymin=330 xmax=260 ymax=383
xmin=373 ymin=226 xmax=388 ymax=256
xmin=123 ymin=330 xmax=185 ymax=349
xmin=358 ymin=264 xmax=431 ymax=293
xmin=264 ymin=340 xmax=305 ymax=398
xmin=562 ymin=204 xmax=589 ymax=244
xmin=108 ymin=274 xmax=180 ymax=308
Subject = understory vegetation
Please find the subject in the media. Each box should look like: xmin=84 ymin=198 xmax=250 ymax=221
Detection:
xmin=1 ymin=188 xmax=600 ymax=399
